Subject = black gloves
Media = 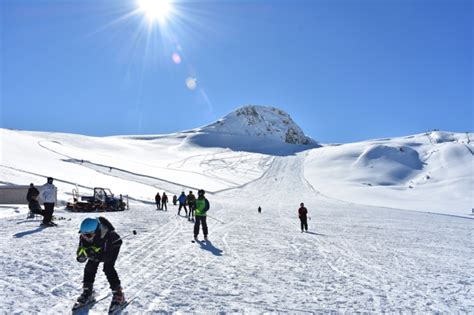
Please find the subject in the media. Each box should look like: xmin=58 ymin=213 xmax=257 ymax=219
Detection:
xmin=76 ymin=246 xmax=102 ymax=263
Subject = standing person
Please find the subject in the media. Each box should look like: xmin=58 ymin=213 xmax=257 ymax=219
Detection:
xmin=155 ymin=192 xmax=161 ymax=210
xmin=161 ymin=192 xmax=168 ymax=211
xmin=258 ymin=206 xmax=262 ymax=214
xmin=172 ymin=195 xmax=177 ymax=206
xmin=193 ymin=189 xmax=210 ymax=241
xmin=186 ymin=191 xmax=196 ymax=221
xmin=40 ymin=177 xmax=56 ymax=226
xmin=177 ymin=192 xmax=188 ymax=216
xmin=74 ymin=217 xmax=125 ymax=312
xmin=26 ymin=183 xmax=43 ymax=219
xmin=298 ymin=202 xmax=308 ymax=232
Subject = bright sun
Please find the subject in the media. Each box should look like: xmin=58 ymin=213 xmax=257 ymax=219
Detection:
xmin=137 ymin=0 xmax=172 ymax=23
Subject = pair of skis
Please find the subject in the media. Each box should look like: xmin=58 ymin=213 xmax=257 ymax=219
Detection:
xmin=191 ymin=238 xmax=208 ymax=244
xmin=71 ymin=293 xmax=128 ymax=314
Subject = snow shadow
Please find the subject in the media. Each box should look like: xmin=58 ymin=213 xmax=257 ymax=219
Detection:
xmin=197 ymin=240 xmax=223 ymax=256
xmin=13 ymin=226 xmax=45 ymax=238
xmin=71 ymin=305 xmax=94 ymax=315
xmin=188 ymin=133 xmax=319 ymax=156
xmin=305 ymin=231 xmax=326 ymax=236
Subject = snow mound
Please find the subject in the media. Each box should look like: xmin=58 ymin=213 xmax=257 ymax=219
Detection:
xmin=352 ymin=145 xmax=423 ymax=184
xmin=188 ymin=105 xmax=318 ymax=155
xmin=429 ymin=131 xmax=455 ymax=144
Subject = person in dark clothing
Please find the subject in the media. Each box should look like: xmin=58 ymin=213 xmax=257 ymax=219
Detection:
xmin=161 ymin=192 xmax=168 ymax=211
xmin=26 ymin=183 xmax=44 ymax=218
xmin=177 ymin=192 xmax=188 ymax=216
xmin=258 ymin=206 xmax=261 ymax=213
xmin=155 ymin=192 xmax=161 ymax=210
xmin=194 ymin=189 xmax=210 ymax=241
xmin=74 ymin=217 xmax=125 ymax=311
xmin=172 ymin=195 xmax=177 ymax=206
xmin=298 ymin=202 xmax=308 ymax=232
xmin=186 ymin=191 xmax=196 ymax=221
xmin=40 ymin=177 xmax=56 ymax=226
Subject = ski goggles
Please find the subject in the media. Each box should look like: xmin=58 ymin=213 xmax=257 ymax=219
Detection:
xmin=81 ymin=233 xmax=95 ymax=242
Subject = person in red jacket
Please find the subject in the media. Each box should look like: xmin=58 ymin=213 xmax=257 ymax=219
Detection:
xmin=298 ymin=202 xmax=308 ymax=232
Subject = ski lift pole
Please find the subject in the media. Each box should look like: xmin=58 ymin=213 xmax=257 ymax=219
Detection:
xmin=207 ymin=215 xmax=225 ymax=224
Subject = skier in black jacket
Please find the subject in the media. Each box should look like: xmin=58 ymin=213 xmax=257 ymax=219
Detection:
xmin=298 ymin=202 xmax=308 ymax=232
xmin=26 ymin=183 xmax=43 ymax=218
xmin=74 ymin=217 xmax=125 ymax=312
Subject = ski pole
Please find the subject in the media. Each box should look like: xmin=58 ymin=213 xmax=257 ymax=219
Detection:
xmin=112 ymin=230 xmax=137 ymax=244
xmin=207 ymin=215 xmax=225 ymax=224
xmin=296 ymin=216 xmax=311 ymax=220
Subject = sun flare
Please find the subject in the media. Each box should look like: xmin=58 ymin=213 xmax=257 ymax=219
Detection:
xmin=137 ymin=0 xmax=172 ymax=23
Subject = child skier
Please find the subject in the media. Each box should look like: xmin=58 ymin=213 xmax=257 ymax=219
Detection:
xmin=74 ymin=217 xmax=125 ymax=312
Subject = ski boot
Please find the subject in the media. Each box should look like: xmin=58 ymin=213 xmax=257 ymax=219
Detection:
xmin=109 ymin=286 xmax=126 ymax=313
xmin=73 ymin=285 xmax=94 ymax=310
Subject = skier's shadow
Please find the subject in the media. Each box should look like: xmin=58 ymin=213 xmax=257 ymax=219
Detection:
xmin=72 ymin=306 xmax=92 ymax=315
xmin=197 ymin=240 xmax=223 ymax=256
xmin=306 ymin=231 xmax=326 ymax=236
xmin=13 ymin=226 xmax=45 ymax=238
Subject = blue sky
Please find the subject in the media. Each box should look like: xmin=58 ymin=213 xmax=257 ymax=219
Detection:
xmin=1 ymin=0 xmax=472 ymax=143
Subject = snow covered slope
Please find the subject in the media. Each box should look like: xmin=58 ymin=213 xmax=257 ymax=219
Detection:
xmin=0 ymin=108 xmax=473 ymax=313
xmin=0 ymin=128 xmax=273 ymax=204
xmin=0 ymin=152 xmax=472 ymax=313
xmin=304 ymin=131 xmax=474 ymax=216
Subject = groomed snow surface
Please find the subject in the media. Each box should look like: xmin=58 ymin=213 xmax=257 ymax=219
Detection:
xmin=0 ymin=128 xmax=473 ymax=313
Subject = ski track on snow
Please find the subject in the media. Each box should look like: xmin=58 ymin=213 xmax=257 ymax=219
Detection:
xmin=0 ymin=146 xmax=473 ymax=312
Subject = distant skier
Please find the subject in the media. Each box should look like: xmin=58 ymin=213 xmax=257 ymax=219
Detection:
xmin=258 ymin=206 xmax=261 ymax=214
xmin=40 ymin=177 xmax=56 ymax=226
xmin=161 ymin=192 xmax=168 ymax=211
xmin=156 ymin=192 xmax=162 ymax=210
xmin=298 ymin=202 xmax=308 ymax=232
xmin=26 ymin=183 xmax=43 ymax=219
xmin=186 ymin=191 xmax=196 ymax=221
xmin=74 ymin=217 xmax=125 ymax=312
xmin=177 ymin=192 xmax=188 ymax=216
xmin=172 ymin=195 xmax=177 ymax=206
xmin=194 ymin=189 xmax=210 ymax=241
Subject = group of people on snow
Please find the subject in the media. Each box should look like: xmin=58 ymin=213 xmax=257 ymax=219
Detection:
xmin=25 ymin=177 xmax=309 ymax=311
xmin=26 ymin=177 xmax=57 ymax=227
xmin=155 ymin=189 xmax=209 ymax=237
xmin=154 ymin=192 xmax=169 ymax=211
xmin=72 ymin=188 xmax=210 ymax=311
xmin=165 ymin=190 xmax=196 ymax=221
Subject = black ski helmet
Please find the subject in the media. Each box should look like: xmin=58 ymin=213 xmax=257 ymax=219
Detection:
xmin=198 ymin=189 xmax=205 ymax=196
xmin=47 ymin=177 xmax=54 ymax=184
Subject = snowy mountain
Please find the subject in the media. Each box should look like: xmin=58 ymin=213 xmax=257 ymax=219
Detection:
xmin=184 ymin=105 xmax=319 ymax=155
xmin=0 ymin=109 xmax=473 ymax=313
xmin=202 ymin=105 xmax=315 ymax=145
